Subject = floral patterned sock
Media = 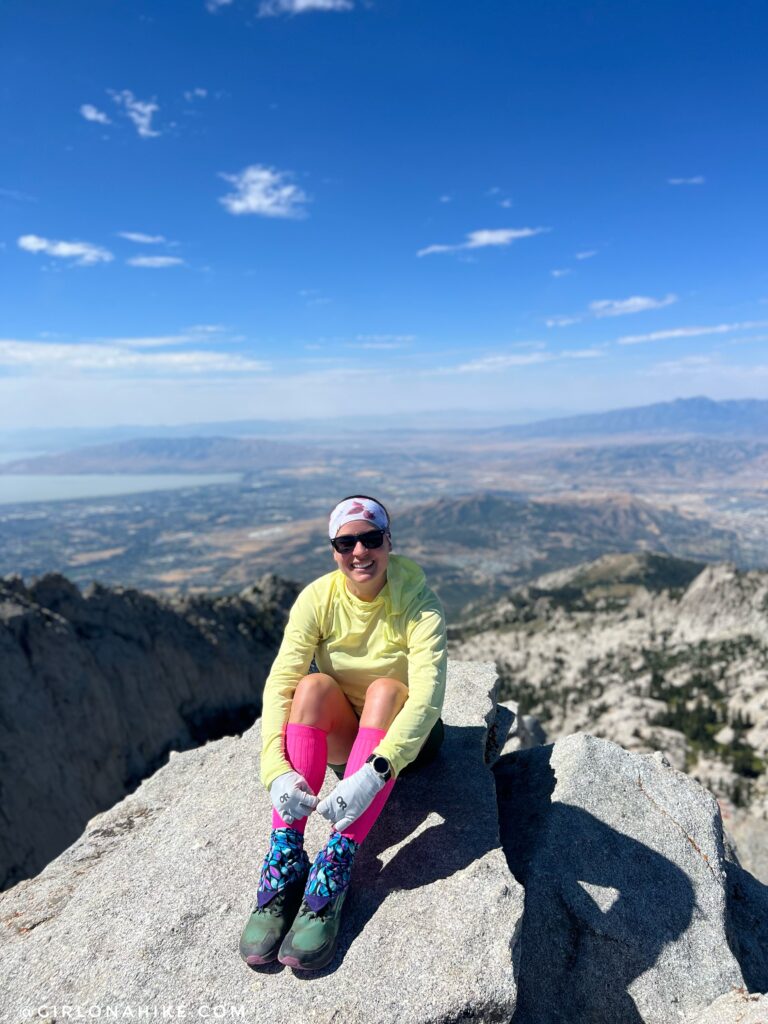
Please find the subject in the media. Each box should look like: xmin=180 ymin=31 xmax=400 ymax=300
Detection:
xmin=256 ymin=828 xmax=310 ymax=908
xmin=304 ymin=831 xmax=359 ymax=911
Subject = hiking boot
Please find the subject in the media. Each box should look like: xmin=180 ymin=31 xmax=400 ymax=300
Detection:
xmin=277 ymin=831 xmax=357 ymax=971
xmin=239 ymin=873 xmax=308 ymax=966
xmin=239 ymin=828 xmax=309 ymax=967
xmin=277 ymin=887 xmax=349 ymax=971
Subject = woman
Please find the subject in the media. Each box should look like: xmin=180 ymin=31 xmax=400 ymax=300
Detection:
xmin=239 ymin=494 xmax=447 ymax=971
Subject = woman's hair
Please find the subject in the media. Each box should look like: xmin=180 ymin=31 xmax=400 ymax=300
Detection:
xmin=334 ymin=494 xmax=391 ymax=529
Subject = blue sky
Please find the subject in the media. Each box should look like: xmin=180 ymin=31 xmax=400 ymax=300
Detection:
xmin=2 ymin=0 xmax=767 ymax=428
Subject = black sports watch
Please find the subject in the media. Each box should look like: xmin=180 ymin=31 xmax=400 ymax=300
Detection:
xmin=366 ymin=754 xmax=392 ymax=782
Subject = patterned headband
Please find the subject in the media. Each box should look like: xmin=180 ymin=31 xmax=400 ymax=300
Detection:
xmin=328 ymin=497 xmax=389 ymax=539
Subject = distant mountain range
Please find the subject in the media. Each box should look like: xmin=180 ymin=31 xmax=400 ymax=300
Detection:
xmin=5 ymin=397 xmax=768 ymax=464
xmin=492 ymin=397 xmax=768 ymax=440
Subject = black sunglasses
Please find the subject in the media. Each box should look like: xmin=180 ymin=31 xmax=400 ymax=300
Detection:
xmin=330 ymin=529 xmax=387 ymax=554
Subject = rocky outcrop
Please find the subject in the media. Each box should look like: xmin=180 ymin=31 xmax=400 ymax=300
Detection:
xmin=0 ymin=662 xmax=524 ymax=1024
xmin=495 ymin=735 xmax=768 ymax=1023
xmin=1 ymin=662 xmax=767 ymax=1024
xmin=0 ymin=572 xmax=297 ymax=891
xmin=452 ymin=553 xmax=768 ymax=881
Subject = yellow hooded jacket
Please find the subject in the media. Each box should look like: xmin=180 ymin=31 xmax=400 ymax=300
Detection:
xmin=259 ymin=554 xmax=447 ymax=789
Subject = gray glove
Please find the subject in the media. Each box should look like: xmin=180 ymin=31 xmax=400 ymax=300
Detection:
xmin=270 ymin=770 xmax=319 ymax=825
xmin=316 ymin=763 xmax=386 ymax=832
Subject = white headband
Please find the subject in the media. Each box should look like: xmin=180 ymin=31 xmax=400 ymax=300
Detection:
xmin=328 ymin=497 xmax=389 ymax=539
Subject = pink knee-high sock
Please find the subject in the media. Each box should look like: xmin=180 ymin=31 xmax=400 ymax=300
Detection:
xmin=340 ymin=726 xmax=395 ymax=844
xmin=272 ymin=723 xmax=328 ymax=834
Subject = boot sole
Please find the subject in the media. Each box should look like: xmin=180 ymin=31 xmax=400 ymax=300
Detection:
xmin=244 ymin=950 xmax=278 ymax=967
xmin=278 ymin=946 xmax=336 ymax=971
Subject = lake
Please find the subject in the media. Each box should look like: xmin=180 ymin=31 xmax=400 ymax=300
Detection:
xmin=0 ymin=473 xmax=242 ymax=507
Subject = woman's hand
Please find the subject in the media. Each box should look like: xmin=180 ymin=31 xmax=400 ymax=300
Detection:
xmin=270 ymin=770 xmax=319 ymax=825
xmin=316 ymin=763 xmax=386 ymax=831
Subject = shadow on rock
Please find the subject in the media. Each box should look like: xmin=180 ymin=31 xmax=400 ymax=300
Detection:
xmin=291 ymin=723 xmax=500 ymax=978
xmin=496 ymin=745 xmax=695 ymax=1024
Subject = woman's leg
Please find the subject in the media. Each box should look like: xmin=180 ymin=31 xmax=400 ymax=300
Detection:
xmin=339 ymin=677 xmax=407 ymax=843
xmin=241 ymin=674 xmax=360 ymax=964
xmin=278 ymin=679 xmax=409 ymax=968
xmin=273 ymin=673 xmax=359 ymax=833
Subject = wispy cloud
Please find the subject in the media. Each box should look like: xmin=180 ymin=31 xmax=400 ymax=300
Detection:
xmin=206 ymin=0 xmax=232 ymax=9
xmin=646 ymin=355 xmax=716 ymax=375
xmin=551 ymin=268 xmax=571 ymax=278
xmin=618 ymin=319 xmax=768 ymax=345
xmin=561 ymin=347 xmax=603 ymax=359
xmin=219 ymin=164 xmax=309 ymax=218
xmin=450 ymin=352 xmax=552 ymax=373
xmin=348 ymin=334 xmax=415 ymax=350
xmin=667 ymin=176 xmax=705 ymax=186
xmin=80 ymin=103 xmax=111 ymax=125
xmin=417 ymin=226 xmax=547 ymax=258
xmin=590 ymin=294 xmax=677 ymax=318
xmin=184 ymin=87 xmax=208 ymax=101
xmin=0 ymin=187 xmax=36 ymax=203
xmin=545 ymin=316 xmax=581 ymax=328
xmin=97 ymin=327 xmax=229 ymax=349
xmin=438 ymin=194 xmax=453 ymax=204
xmin=110 ymin=90 xmax=161 ymax=138
xmin=355 ymin=334 xmax=416 ymax=344
xmin=17 ymin=234 xmax=113 ymax=266
xmin=118 ymin=231 xmax=167 ymax=244
xmin=258 ymin=0 xmax=354 ymax=15
xmin=0 ymin=338 xmax=266 ymax=374
xmin=126 ymin=255 xmax=185 ymax=268
xmin=575 ymin=250 xmax=597 ymax=260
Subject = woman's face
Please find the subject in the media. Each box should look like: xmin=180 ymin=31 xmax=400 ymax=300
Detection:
xmin=332 ymin=518 xmax=391 ymax=599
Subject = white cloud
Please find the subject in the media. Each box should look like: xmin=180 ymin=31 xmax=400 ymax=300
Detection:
xmin=551 ymin=268 xmax=571 ymax=278
xmin=219 ymin=164 xmax=309 ymax=218
xmin=561 ymin=347 xmax=603 ymax=359
xmin=589 ymin=294 xmax=677 ymax=318
xmin=575 ymin=250 xmax=597 ymax=260
xmin=618 ymin=320 xmax=768 ymax=345
xmin=450 ymin=352 xmax=552 ymax=373
xmin=118 ymin=231 xmax=167 ymax=244
xmin=417 ymin=226 xmax=547 ymax=258
xmin=110 ymin=90 xmax=161 ymax=138
xmin=439 ymin=194 xmax=453 ymax=203
xmin=258 ymin=0 xmax=353 ymax=15
xmin=545 ymin=316 xmax=581 ymax=328
xmin=184 ymin=88 xmax=208 ymax=101
xmin=0 ymin=338 xmax=266 ymax=374
xmin=80 ymin=104 xmax=111 ymax=125
xmin=499 ymin=198 xmax=513 ymax=209
xmin=127 ymin=255 xmax=185 ymax=268
xmin=206 ymin=0 xmax=232 ymax=9
xmin=95 ymin=327 xmax=230 ymax=349
xmin=668 ymin=176 xmax=705 ymax=186
xmin=17 ymin=234 xmax=113 ymax=266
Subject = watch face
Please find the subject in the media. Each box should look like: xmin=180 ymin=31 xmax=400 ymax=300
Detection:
xmin=373 ymin=756 xmax=390 ymax=775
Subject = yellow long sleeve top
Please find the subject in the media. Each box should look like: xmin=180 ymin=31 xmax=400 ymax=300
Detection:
xmin=259 ymin=554 xmax=447 ymax=789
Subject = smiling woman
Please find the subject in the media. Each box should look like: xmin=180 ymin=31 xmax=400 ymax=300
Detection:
xmin=239 ymin=493 xmax=447 ymax=972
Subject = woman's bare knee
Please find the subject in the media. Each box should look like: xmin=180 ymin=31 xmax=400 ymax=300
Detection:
xmin=289 ymin=673 xmax=340 ymax=727
xmin=360 ymin=677 xmax=408 ymax=730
